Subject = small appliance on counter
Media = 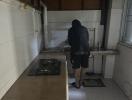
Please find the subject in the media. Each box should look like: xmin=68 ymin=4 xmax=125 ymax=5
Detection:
xmin=28 ymin=59 xmax=61 ymax=76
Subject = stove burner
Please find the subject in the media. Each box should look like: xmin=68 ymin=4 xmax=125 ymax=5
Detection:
xmin=28 ymin=59 xmax=61 ymax=76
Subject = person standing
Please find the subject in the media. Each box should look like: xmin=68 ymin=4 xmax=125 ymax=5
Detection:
xmin=68 ymin=19 xmax=90 ymax=88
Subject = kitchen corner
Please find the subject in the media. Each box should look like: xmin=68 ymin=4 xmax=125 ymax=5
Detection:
xmin=1 ymin=45 xmax=118 ymax=100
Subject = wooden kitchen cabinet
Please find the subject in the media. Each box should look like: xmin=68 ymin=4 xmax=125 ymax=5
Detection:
xmin=43 ymin=0 xmax=60 ymax=10
xmin=42 ymin=0 xmax=102 ymax=10
xmin=61 ymin=0 xmax=82 ymax=10
xmin=83 ymin=0 xmax=101 ymax=10
xmin=33 ymin=0 xmax=41 ymax=10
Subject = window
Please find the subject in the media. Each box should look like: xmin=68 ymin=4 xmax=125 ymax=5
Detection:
xmin=121 ymin=0 xmax=132 ymax=45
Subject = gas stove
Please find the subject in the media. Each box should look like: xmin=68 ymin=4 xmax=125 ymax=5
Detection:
xmin=28 ymin=59 xmax=61 ymax=76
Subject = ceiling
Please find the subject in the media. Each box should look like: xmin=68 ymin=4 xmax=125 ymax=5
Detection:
xmin=42 ymin=0 xmax=102 ymax=10
xmin=19 ymin=0 xmax=106 ymax=11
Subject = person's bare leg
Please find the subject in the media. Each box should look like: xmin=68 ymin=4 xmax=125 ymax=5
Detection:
xmin=74 ymin=67 xmax=81 ymax=87
xmin=80 ymin=67 xmax=87 ymax=84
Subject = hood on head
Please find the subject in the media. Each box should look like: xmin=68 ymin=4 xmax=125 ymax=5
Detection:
xmin=72 ymin=19 xmax=81 ymax=28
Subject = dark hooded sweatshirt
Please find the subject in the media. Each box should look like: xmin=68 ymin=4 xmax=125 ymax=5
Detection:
xmin=68 ymin=20 xmax=90 ymax=55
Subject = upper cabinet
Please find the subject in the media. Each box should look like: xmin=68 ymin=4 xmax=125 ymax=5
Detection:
xmin=19 ymin=0 xmax=102 ymax=11
xmin=33 ymin=0 xmax=41 ymax=10
xmin=61 ymin=0 xmax=82 ymax=10
xmin=42 ymin=0 xmax=102 ymax=11
xmin=43 ymin=0 xmax=60 ymax=10
xmin=83 ymin=0 xmax=101 ymax=10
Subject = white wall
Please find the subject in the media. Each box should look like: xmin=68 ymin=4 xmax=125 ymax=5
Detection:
xmin=0 ymin=0 xmax=42 ymax=99
xmin=103 ymin=0 xmax=124 ymax=78
xmin=113 ymin=44 xmax=132 ymax=100
xmin=46 ymin=11 xmax=103 ymax=74
xmin=113 ymin=0 xmax=132 ymax=99
xmin=112 ymin=0 xmax=124 ymax=9
xmin=47 ymin=11 xmax=104 ymax=49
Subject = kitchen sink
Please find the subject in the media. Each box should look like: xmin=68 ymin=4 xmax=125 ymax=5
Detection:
xmin=28 ymin=59 xmax=61 ymax=76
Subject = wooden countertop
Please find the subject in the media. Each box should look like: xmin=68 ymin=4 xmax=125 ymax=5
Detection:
xmin=2 ymin=53 xmax=68 ymax=100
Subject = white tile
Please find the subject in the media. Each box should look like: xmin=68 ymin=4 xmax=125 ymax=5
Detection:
xmin=47 ymin=10 xmax=103 ymax=49
xmin=112 ymin=0 xmax=124 ymax=9
xmin=48 ymin=11 xmax=101 ymax=23
xmin=114 ymin=44 xmax=132 ymax=100
xmin=104 ymin=55 xmax=115 ymax=78
xmin=69 ymin=78 xmax=129 ymax=100
xmin=0 ymin=2 xmax=13 ymax=44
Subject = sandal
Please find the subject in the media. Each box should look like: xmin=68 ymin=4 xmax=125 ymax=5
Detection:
xmin=71 ymin=82 xmax=80 ymax=89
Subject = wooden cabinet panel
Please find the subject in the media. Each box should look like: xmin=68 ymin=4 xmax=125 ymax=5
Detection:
xmin=33 ymin=0 xmax=40 ymax=10
xmin=61 ymin=0 xmax=82 ymax=10
xmin=19 ymin=0 xmax=25 ymax=3
xmin=83 ymin=0 xmax=101 ymax=10
xmin=42 ymin=0 xmax=102 ymax=10
xmin=43 ymin=0 xmax=60 ymax=10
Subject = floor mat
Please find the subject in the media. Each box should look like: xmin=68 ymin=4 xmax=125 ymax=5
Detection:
xmin=83 ymin=78 xmax=105 ymax=87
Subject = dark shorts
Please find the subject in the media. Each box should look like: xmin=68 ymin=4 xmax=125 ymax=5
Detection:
xmin=70 ymin=54 xmax=89 ymax=69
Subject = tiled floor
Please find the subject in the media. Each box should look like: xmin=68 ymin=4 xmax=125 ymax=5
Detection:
xmin=69 ymin=77 xmax=129 ymax=100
